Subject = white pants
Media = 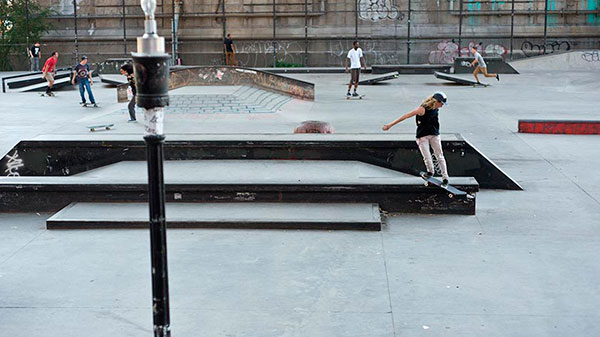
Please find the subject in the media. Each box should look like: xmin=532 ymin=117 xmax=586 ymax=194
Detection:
xmin=416 ymin=135 xmax=449 ymax=180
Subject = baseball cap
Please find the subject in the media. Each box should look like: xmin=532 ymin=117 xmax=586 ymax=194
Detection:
xmin=433 ymin=92 xmax=447 ymax=105
xmin=81 ymin=55 xmax=88 ymax=60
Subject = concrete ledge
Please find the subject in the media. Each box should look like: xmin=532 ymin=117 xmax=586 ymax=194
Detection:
xmin=518 ymin=120 xmax=600 ymax=135
xmin=170 ymin=66 xmax=315 ymax=101
xmin=116 ymin=66 xmax=315 ymax=102
xmin=0 ymin=133 xmax=520 ymax=190
xmin=47 ymin=202 xmax=382 ymax=231
xmin=0 ymin=181 xmax=478 ymax=215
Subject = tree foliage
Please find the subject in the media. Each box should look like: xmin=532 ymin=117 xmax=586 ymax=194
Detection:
xmin=0 ymin=0 xmax=52 ymax=70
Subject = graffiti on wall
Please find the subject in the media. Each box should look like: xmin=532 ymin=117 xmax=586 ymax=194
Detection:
xmin=581 ymin=51 xmax=600 ymax=62
xmin=428 ymin=40 xmax=508 ymax=64
xmin=236 ymin=41 xmax=304 ymax=68
xmin=358 ymin=0 xmax=404 ymax=22
xmin=327 ymin=39 xmax=402 ymax=65
xmin=520 ymin=40 xmax=571 ymax=57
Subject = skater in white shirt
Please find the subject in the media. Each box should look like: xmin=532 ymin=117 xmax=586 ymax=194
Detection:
xmin=345 ymin=41 xmax=367 ymax=97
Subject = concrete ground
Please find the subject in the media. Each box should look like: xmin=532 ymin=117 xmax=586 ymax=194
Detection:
xmin=0 ymin=62 xmax=599 ymax=337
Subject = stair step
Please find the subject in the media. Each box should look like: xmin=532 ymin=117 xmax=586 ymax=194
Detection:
xmin=47 ymin=202 xmax=382 ymax=231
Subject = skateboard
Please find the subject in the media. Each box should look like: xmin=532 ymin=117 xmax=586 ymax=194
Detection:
xmin=473 ymin=82 xmax=490 ymax=88
xmin=420 ymin=171 xmax=467 ymax=198
xmin=346 ymin=94 xmax=365 ymax=100
xmin=40 ymin=92 xmax=55 ymax=97
xmin=87 ymin=123 xmax=114 ymax=132
xmin=81 ymin=103 xmax=99 ymax=107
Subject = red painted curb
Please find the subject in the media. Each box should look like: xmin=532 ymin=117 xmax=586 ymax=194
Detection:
xmin=518 ymin=120 xmax=600 ymax=135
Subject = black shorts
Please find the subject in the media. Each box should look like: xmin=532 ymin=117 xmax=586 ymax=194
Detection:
xmin=350 ymin=68 xmax=360 ymax=84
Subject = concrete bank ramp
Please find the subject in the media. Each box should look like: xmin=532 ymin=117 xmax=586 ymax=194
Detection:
xmin=510 ymin=51 xmax=600 ymax=72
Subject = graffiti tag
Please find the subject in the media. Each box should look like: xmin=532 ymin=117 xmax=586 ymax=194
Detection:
xmin=358 ymin=0 xmax=404 ymax=22
xmin=581 ymin=51 xmax=600 ymax=62
xmin=5 ymin=150 xmax=24 ymax=177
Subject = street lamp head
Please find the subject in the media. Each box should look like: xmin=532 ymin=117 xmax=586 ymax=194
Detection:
xmin=141 ymin=0 xmax=157 ymax=20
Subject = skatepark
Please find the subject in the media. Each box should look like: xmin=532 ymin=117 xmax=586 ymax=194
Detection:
xmin=1 ymin=46 xmax=599 ymax=336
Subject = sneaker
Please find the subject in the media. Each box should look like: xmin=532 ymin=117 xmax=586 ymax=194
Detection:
xmin=346 ymin=92 xmax=351 ymax=97
xmin=352 ymin=92 xmax=359 ymax=97
xmin=496 ymin=74 xmax=500 ymax=81
xmin=79 ymin=101 xmax=86 ymax=105
xmin=420 ymin=171 xmax=434 ymax=179
xmin=128 ymin=119 xmax=137 ymax=123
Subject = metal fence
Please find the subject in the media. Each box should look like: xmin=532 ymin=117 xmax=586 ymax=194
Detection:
xmin=2 ymin=0 xmax=599 ymax=69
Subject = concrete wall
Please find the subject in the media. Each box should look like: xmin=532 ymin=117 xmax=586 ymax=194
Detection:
xmin=10 ymin=0 xmax=600 ymax=69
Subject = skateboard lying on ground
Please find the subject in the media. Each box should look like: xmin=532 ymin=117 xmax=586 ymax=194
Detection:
xmin=420 ymin=171 xmax=467 ymax=198
xmin=87 ymin=123 xmax=114 ymax=132
xmin=346 ymin=94 xmax=365 ymax=100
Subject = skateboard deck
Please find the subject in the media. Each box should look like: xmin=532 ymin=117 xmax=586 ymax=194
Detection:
xmin=81 ymin=103 xmax=99 ymax=107
xmin=87 ymin=123 xmax=114 ymax=132
xmin=346 ymin=94 xmax=365 ymax=100
xmin=420 ymin=171 xmax=467 ymax=198
xmin=40 ymin=93 xmax=55 ymax=97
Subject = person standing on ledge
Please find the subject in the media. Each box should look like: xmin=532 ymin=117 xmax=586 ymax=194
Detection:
xmin=469 ymin=45 xmax=500 ymax=84
xmin=224 ymin=33 xmax=237 ymax=66
xmin=345 ymin=40 xmax=367 ymax=97
xmin=28 ymin=42 xmax=41 ymax=72
xmin=120 ymin=63 xmax=137 ymax=122
xmin=71 ymin=56 xmax=97 ymax=107
xmin=41 ymin=51 xmax=58 ymax=96
xmin=382 ymin=92 xmax=450 ymax=185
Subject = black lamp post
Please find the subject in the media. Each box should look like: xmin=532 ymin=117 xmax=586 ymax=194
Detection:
xmin=132 ymin=1 xmax=171 ymax=336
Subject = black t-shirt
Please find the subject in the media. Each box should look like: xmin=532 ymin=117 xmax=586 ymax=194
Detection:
xmin=415 ymin=107 xmax=440 ymax=138
xmin=74 ymin=63 xmax=90 ymax=80
xmin=127 ymin=74 xmax=137 ymax=96
xmin=30 ymin=45 xmax=41 ymax=57
xmin=224 ymin=38 xmax=234 ymax=52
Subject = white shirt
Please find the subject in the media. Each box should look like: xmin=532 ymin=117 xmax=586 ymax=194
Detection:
xmin=474 ymin=51 xmax=486 ymax=68
xmin=347 ymin=48 xmax=363 ymax=69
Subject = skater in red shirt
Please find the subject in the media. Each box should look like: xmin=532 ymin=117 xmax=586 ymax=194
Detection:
xmin=41 ymin=52 xmax=59 ymax=96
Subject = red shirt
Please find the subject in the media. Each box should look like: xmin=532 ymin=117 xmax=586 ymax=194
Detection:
xmin=42 ymin=57 xmax=57 ymax=73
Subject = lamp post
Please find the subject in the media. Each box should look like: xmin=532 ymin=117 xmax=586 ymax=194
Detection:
xmin=132 ymin=1 xmax=171 ymax=336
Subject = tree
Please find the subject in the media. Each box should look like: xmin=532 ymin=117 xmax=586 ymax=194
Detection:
xmin=0 ymin=0 xmax=52 ymax=70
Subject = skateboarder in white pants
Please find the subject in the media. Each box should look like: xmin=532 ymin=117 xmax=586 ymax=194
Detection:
xmin=469 ymin=46 xmax=500 ymax=84
xmin=382 ymin=92 xmax=450 ymax=184
xmin=345 ymin=41 xmax=367 ymax=97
